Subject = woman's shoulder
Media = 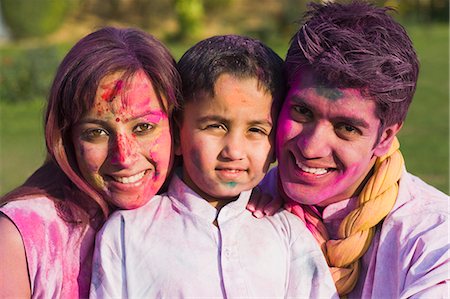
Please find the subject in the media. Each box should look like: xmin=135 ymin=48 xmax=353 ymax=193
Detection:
xmin=1 ymin=196 xmax=59 ymax=224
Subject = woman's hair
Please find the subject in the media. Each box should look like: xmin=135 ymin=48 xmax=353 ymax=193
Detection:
xmin=285 ymin=1 xmax=419 ymax=129
xmin=2 ymin=27 xmax=181 ymax=226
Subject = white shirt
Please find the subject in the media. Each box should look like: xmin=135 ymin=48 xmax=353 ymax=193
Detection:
xmin=90 ymin=173 xmax=338 ymax=299
xmin=260 ymin=168 xmax=450 ymax=298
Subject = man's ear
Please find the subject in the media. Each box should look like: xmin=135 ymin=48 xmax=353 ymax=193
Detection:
xmin=373 ymin=122 xmax=403 ymax=157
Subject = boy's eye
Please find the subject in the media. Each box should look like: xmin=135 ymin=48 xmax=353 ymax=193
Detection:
xmin=205 ymin=123 xmax=227 ymax=131
xmin=248 ymin=127 xmax=268 ymax=136
xmin=134 ymin=123 xmax=154 ymax=134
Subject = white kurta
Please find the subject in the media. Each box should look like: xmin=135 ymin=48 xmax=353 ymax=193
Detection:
xmin=260 ymin=167 xmax=450 ymax=298
xmin=90 ymin=173 xmax=338 ymax=299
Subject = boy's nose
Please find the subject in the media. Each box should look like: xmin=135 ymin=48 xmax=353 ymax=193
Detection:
xmin=297 ymin=125 xmax=332 ymax=159
xmin=220 ymin=133 xmax=245 ymax=161
xmin=109 ymin=134 xmax=137 ymax=167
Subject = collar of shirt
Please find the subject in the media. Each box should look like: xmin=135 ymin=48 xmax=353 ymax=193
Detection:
xmin=167 ymin=171 xmax=252 ymax=226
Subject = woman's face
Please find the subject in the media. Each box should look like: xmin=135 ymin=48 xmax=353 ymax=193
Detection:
xmin=71 ymin=70 xmax=173 ymax=209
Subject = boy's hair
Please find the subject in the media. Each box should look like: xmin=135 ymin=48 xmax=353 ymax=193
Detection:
xmin=2 ymin=27 xmax=181 ymax=222
xmin=177 ymin=35 xmax=285 ymax=113
xmin=285 ymin=1 xmax=419 ymax=128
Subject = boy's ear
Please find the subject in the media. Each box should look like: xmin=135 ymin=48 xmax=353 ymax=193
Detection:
xmin=373 ymin=122 xmax=403 ymax=157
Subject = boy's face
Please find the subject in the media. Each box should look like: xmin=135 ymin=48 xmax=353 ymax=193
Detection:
xmin=72 ymin=70 xmax=173 ymax=210
xmin=276 ymin=70 xmax=399 ymax=206
xmin=176 ymin=73 xmax=275 ymax=207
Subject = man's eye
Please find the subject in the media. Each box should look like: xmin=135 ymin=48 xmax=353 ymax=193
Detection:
xmin=336 ymin=123 xmax=361 ymax=138
xmin=134 ymin=123 xmax=154 ymax=134
xmin=291 ymin=105 xmax=313 ymax=121
xmin=293 ymin=105 xmax=311 ymax=115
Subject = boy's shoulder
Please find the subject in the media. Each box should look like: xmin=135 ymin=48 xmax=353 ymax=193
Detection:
xmin=100 ymin=194 xmax=168 ymax=234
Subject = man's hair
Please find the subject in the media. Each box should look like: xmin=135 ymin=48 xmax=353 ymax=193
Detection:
xmin=177 ymin=34 xmax=285 ymax=113
xmin=285 ymin=1 xmax=419 ymax=128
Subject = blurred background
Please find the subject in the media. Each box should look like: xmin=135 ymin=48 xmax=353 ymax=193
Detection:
xmin=0 ymin=0 xmax=448 ymax=195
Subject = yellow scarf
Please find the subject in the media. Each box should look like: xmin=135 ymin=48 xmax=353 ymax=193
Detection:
xmin=287 ymin=137 xmax=404 ymax=296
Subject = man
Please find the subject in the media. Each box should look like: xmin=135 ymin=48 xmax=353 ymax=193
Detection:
xmin=257 ymin=1 xmax=449 ymax=297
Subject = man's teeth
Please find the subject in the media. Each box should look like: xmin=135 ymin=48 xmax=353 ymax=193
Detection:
xmin=297 ymin=162 xmax=328 ymax=175
xmin=113 ymin=171 xmax=146 ymax=184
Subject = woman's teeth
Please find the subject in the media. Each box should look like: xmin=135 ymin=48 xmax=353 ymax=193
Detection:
xmin=113 ymin=171 xmax=146 ymax=184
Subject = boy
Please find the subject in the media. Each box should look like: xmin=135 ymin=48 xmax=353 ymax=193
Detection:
xmin=255 ymin=1 xmax=449 ymax=298
xmin=90 ymin=35 xmax=337 ymax=298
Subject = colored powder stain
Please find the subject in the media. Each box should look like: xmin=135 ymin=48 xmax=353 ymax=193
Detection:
xmin=316 ymin=86 xmax=343 ymax=101
xmin=101 ymin=80 xmax=124 ymax=102
xmin=116 ymin=117 xmax=120 ymax=122
xmin=225 ymin=182 xmax=237 ymax=188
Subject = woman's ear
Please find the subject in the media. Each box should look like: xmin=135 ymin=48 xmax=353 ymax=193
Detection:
xmin=373 ymin=122 xmax=403 ymax=157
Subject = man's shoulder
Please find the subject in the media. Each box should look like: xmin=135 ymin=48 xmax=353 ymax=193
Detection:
xmin=391 ymin=171 xmax=448 ymax=217
xmin=382 ymin=171 xmax=448 ymax=237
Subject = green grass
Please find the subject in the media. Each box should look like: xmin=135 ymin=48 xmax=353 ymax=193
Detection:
xmin=0 ymin=23 xmax=448 ymax=195
xmin=0 ymin=100 xmax=46 ymax=194
xmin=397 ymin=23 xmax=449 ymax=193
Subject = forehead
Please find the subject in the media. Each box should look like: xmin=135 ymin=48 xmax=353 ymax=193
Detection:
xmin=88 ymin=70 xmax=166 ymax=117
xmin=289 ymin=70 xmax=379 ymax=122
xmin=98 ymin=71 xmax=161 ymax=104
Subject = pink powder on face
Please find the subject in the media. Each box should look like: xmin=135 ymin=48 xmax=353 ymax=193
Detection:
xmin=101 ymin=80 xmax=124 ymax=102
xmin=116 ymin=118 xmax=120 ymax=122
xmin=110 ymin=134 xmax=137 ymax=165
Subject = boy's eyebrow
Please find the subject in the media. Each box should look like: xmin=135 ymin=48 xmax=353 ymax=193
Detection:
xmin=197 ymin=115 xmax=227 ymax=124
xmin=197 ymin=115 xmax=273 ymax=126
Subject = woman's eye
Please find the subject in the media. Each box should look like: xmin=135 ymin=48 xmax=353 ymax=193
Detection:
xmin=83 ymin=128 xmax=108 ymax=140
xmin=134 ymin=123 xmax=154 ymax=134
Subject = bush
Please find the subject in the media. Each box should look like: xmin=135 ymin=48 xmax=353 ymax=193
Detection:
xmin=1 ymin=0 xmax=73 ymax=39
xmin=0 ymin=45 xmax=67 ymax=102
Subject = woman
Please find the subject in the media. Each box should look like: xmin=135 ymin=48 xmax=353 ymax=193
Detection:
xmin=0 ymin=27 xmax=181 ymax=298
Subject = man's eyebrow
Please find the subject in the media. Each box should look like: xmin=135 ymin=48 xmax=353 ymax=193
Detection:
xmin=334 ymin=116 xmax=370 ymax=128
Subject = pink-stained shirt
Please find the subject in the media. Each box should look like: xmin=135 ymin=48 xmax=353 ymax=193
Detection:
xmin=0 ymin=197 xmax=96 ymax=299
xmin=260 ymin=167 xmax=450 ymax=298
xmin=90 ymin=173 xmax=338 ymax=298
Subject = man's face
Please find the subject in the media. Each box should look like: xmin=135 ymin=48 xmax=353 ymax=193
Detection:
xmin=176 ymin=73 xmax=275 ymax=207
xmin=276 ymin=71 xmax=396 ymax=206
